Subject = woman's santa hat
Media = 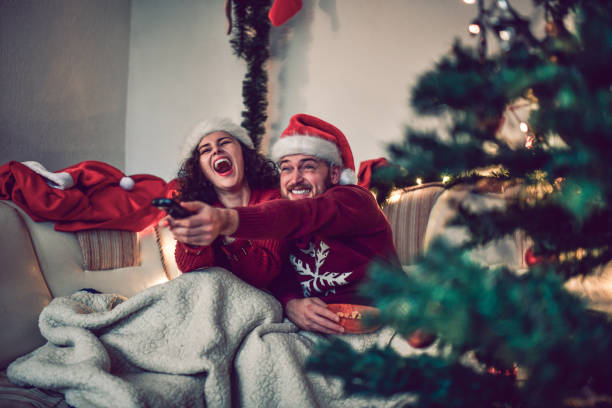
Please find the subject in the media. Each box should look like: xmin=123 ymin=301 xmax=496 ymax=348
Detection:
xmin=270 ymin=113 xmax=357 ymax=185
xmin=180 ymin=117 xmax=254 ymax=160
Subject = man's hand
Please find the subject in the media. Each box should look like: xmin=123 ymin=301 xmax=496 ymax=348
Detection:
xmin=161 ymin=201 xmax=239 ymax=246
xmin=285 ymin=298 xmax=345 ymax=335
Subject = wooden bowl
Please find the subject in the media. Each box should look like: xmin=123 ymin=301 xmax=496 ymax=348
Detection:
xmin=327 ymin=304 xmax=381 ymax=334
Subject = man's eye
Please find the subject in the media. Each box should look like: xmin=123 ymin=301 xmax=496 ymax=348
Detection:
xmin=280 ymin=167 xmax=291 ymax=173
xmin=304 ymin=165 xmax=315 ymax=170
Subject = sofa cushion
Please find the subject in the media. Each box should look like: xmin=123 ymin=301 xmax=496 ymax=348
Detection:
xmin=76 ymin=229 xmax=140 ymax=270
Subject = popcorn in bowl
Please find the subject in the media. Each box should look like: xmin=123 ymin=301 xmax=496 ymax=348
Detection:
xmin=327 ymin=304 xmax=381 ymax=334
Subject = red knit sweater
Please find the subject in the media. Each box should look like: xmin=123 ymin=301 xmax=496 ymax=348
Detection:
xmin=232 ymin=185 xmax=399 ymax=305
xmin=175 ymin=188 xmax=285 ymax=289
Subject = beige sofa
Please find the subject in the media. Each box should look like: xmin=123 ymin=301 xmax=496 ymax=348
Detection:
xmin=1 ymin=181 xmax=539 ymax=406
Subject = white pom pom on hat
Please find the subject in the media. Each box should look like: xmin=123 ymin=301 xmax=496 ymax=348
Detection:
xmin=180 ymin=117 xmax=253 ymax=161
xmin=119 ymin=176 xmax=135 ymax=191
xmin=270 ymin=113 xmax=357 ymax=185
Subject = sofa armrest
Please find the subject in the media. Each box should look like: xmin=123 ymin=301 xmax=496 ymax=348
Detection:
xmin=0 ymin=201 xmax=51 ymax=368
xmin=382 ymin=182 xmax=445 ymax=266
xmin=423 ymin=183 xmax=530 ymax=272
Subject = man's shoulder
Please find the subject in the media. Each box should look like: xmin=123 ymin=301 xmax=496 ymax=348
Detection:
xmin=324 ymin=184 xmax=376 ymax=202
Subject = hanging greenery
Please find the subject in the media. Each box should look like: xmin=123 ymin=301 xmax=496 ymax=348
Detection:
xmin=229 ymin=0 xmax=273 ymax=150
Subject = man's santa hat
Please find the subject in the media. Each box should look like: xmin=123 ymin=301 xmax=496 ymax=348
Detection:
xmin=180 ymin=117 xmax=253 ymax=160
xmin=270 ymin=113 xmax=357 ymax=185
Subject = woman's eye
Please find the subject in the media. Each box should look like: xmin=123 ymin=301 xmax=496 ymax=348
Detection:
xmin=200 ymin=148 xmax=211 ymax=155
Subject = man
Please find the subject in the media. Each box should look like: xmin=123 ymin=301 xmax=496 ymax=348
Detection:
xmin=168 ymin=113 xmax=399 ymax=334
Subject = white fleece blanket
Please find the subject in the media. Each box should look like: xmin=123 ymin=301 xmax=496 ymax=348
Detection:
xmin=7 ymin=269 xmax=413 ymax=408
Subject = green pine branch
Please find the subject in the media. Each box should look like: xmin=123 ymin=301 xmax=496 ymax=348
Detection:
xmin=229 ymin=0 xmax=272 ymax=149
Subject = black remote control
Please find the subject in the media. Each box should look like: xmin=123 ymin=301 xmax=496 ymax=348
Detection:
xmin=151 ymin=198 xmax=194 ymax=219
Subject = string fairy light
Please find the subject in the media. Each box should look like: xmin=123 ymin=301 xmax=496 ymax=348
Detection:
xmin=460 ymin=0 xmax=540 ymax=60
xmin=506 ymin=100 xmax=537 ymax=149
xmin=469 ymin=23 xmax=482 ymax=35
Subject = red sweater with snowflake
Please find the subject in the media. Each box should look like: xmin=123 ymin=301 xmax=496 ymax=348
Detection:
xmin=175 ymin=188 xmax=285 ymax=289
xmin=232 ymin=185 xmax=399 ymax=306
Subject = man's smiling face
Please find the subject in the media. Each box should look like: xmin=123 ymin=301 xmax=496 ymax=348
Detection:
xmin=279 ymin=154 xmax=340 ymax=200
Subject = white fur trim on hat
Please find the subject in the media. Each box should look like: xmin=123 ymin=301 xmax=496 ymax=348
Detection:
xmin=339 ymin=168 xmax=357 ymax=185
xmin=21 ymin=161 xmax=74 ymax=190
xmin=180 ymin=117 xmax=253 ymax=160
xmin=270 ymin=134 xmax=342 ymax=167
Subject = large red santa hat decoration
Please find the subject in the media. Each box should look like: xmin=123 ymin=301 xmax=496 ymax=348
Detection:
xmin=270 ymin=113 xmax=357 ymax=185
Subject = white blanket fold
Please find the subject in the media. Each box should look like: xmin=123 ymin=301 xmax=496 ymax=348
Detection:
xmin=8 ymin=268 xmax=411 ymax=408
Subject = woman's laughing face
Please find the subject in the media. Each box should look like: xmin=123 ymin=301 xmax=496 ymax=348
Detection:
xmin=197 ymin=131 xmax=246 ymax=193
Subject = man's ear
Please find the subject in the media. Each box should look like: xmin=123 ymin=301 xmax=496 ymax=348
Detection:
xmin=330 ymin=165 xmax=341 ymax=185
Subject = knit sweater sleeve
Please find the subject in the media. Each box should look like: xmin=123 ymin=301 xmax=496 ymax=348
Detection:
xmin=233 ymin=185 xmax=385 ymax=240
xmin=174 ymin=240 xmax=216 ymax=273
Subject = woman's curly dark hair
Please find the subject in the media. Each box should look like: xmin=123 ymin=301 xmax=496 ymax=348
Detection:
xmin=177 ymin=141 xmax=279 ymax=204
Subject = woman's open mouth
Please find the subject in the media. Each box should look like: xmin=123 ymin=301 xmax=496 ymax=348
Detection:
xmin=213 ymin=157 xmax=233 ymax=176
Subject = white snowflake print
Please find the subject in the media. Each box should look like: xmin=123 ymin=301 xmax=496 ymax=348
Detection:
xmin=289 ymin=240 xmax=353 ymax=297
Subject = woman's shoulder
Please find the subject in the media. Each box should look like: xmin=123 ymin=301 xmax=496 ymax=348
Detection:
xmin=250 ymin=188 xmax=282 ymax=204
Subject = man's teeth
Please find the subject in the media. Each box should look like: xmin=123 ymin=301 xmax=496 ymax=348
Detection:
xmin=291 ymin=188 xmax=310 ymax=194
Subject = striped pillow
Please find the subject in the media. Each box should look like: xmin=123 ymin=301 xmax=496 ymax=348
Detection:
xmin=382 ymin=183 xmax=445 ymax=266
xmin=76 ymin=229 xmax=141 ymax=270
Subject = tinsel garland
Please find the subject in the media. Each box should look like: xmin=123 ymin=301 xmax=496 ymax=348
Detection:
xmin=229 ymin=0 xmax=272 ymax=149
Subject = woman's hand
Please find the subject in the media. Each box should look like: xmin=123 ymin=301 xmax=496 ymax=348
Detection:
xmin=162 ymin=201 xmax=239 ymax=246
xmin=285 ymin=298 xmax=345 ymax=335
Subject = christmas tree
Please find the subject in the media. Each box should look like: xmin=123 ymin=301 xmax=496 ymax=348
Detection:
xmin=309 ymin=0 xmax=612 ymax=406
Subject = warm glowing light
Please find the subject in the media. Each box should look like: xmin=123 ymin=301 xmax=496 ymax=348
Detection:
xmin=497 ymin=0 xmax=508 ymax=10
xmin=416 ymin=178 xmax=423 ymax=185
xmin=499 ymin=30 xmax=512 ymax=41
xmin=386 ymin=189 xmax=404 ymax=204
xmin=442 ymin=175 xmax=451 ymax=183
xmin=463 ymin=0 xmax=476 ymax=4
xmin=519 ymin=122 xmax=529 ymax=133
xmin=468 ymin=23 xmax=481 ymax=35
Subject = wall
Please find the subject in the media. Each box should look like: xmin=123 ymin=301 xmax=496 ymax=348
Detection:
xmin=125 ymin=0 xmax=245 ymax=180
xmin=0 ymin=0 xmax=130 ymax=172
xmin=2 ymin=1 xmax=536 ymax=181
xmin=127 ymin=0 xmax=534 ymax=181
xmin=267 ymin=0 xmax=476 ymax=170
xmin=266 ymin=0 xmax=537 ymax=173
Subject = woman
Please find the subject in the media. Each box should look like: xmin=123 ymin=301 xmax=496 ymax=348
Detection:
xmin=165 ymin=118 xmax=284 ymax=289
